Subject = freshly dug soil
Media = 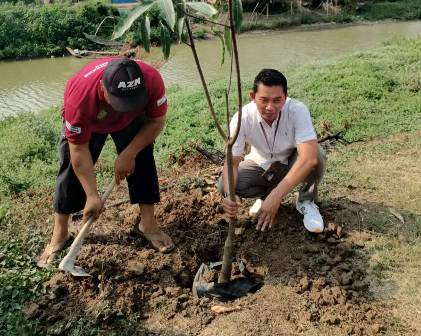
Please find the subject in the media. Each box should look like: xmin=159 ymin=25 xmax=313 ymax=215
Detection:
xmin=29 ymin=154 xmax=391 ymax=336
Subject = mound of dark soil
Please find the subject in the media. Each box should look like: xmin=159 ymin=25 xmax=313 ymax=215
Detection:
xmin=27 ymin=154 xmax=388 ymax=335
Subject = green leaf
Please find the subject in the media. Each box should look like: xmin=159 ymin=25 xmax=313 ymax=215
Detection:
xmin=175 ymin=0 xmax=186 ymax=19
xmin=186 ymin=2 xmax=218 ymax=18
xmin=112 ymin=1 xmax=156 ymax=40
xmin=156 ymin=0 xmax=176 ymax=31
xmin=175 ymin=16 xmax=185 ymax=43
xmin=140 ymin=15 xmax=151 ymax=53
xmin=232 ymin=0 xmax=243 ymax=33
xmin=160 ymin=22 xmax=171 ymax=59
xmin=83 ymin=33 xmax=124 ymax=46
xmin=224 ymin=27 xmax=232 ymax=56
xmin=214 ymin=31 xmax=225 ymax=66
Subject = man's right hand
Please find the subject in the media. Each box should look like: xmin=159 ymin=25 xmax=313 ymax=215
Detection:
xmin=82 ymin=194 xmax=101 ymax=223
xmin=222 ymin=196 xmax=241 ymax=218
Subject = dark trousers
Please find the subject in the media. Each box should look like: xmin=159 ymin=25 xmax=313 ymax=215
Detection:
xmin=218 ymin=146 xmax=326 ymax=202
xmin=53 ymin=117 xmax=160 ymax=214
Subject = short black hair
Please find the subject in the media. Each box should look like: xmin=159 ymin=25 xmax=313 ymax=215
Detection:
xmin=253 ymin=69 xmax=287 ymax=95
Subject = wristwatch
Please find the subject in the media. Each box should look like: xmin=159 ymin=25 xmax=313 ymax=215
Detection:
xmin=224 ymin=191 xmax=231 ymax=198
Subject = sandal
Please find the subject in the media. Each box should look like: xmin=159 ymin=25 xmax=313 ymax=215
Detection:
xmin=132 ymin=223 xmax=175 ymax=253
xmin=36 ymin=234 xmax=73 ymax=268
xmin=141 ymin=230 xmax=175 ymax=253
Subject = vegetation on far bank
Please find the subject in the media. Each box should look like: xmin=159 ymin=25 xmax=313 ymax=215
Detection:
xmin=0 ymin=0 xmax=420 ymax=59
xmin=242 ymin=0 xmax=421 ymax=31
xmin=0 ymin=37 xmax=420 ymax=334
xmin=0 ymin=1 xmax=118 ymax=59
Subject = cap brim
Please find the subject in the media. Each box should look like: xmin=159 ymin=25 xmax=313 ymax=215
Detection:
xmin=108 ymin=90 xmax=149 ymax=113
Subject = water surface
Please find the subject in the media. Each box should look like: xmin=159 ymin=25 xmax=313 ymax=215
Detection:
xmin=1 ymin=21 xmax=420 ymax=117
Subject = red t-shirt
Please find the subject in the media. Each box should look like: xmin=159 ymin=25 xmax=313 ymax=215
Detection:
xmin=62 ymin=57 xmax=167 ymax=144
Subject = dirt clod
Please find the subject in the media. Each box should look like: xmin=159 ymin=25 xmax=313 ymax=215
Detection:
xmin=297 ymin=276 xmax=311 ymax=293
xmin=336 ymin=225 xmax=344 ymax=238
xmin=23 ymin=302 xmax=41 ymax=319
xmin=371 ymin=323 xmax=385 ymax=334
xmin=165 ymin=286 xmax=183 ymax=298
xmin=314 ymin=277 xmax=327 ymax=290
xmin=327 ymin=237 xmax=338 ymax=244
xmin=340 ymin=271 xmax=353 ymax=286
xmin=126 ymin=260 xmax=146 ymax=275
xmin=321 ymin=312 xmax=340 ymax=325
xmin=326 ymin=222 xmax=337 ymax=233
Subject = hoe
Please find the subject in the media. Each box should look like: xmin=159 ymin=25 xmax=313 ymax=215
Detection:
xmin=59 ymin=179 xmax=115 ymax=277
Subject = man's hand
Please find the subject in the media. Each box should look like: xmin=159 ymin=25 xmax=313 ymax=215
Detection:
xmin=83 ymin=194 xmax=101 ymax=223
xmin=256 ymin=192 xmax=281 ymax=231
xmin=222 ymin=196 xmax=241 ymax=218
xmin=115 ymin=152 xmax=135 ymax=184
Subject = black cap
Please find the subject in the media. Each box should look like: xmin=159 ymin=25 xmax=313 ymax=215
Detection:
xmin=102 ymin=58 xmax=148 ymax=112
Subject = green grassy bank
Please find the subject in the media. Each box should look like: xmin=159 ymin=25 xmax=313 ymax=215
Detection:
xmin=0 ymin=37 xmax=420 ymax=334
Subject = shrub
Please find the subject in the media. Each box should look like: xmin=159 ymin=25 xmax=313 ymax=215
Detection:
xmin=0 ymin=3 xmax=119 ymax=59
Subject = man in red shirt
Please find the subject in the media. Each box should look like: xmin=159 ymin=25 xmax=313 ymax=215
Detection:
xmin=38 ymin=57 xmax=174 ymax=267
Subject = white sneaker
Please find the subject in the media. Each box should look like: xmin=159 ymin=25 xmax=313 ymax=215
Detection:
xmin=296 ymin=200 xmax=324 ymax=233
xmin=249 ymin=199 xmax=262 ymax=217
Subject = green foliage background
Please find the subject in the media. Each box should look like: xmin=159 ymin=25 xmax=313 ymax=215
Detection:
xmin=0 ymin=2 xmax=119 ymax=59
xmin=357 ymin=0 xmax=421 ymax=21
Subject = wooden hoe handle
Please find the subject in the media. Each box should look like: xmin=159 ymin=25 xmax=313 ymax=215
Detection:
xmin=58 ymin=179 xmax=116 ymax=275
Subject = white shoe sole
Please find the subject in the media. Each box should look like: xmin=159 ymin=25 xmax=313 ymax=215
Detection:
xmin=296 ymin=202 xmax=324 ymax=233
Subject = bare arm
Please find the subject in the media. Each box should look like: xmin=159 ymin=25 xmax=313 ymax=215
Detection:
xmin=69 ymin=143 xmax=98 ymax=198
xmin=115 ymin=116 xmax=165 ymax=184
xmin=271 ymin=139 xmax=319 ymax=200
xmin=258 ymin=139 xmax=319 ymax=230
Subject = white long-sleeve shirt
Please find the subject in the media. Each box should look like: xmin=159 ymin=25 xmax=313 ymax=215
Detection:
xmin=230 ymin=98 xmax=317 ymax=170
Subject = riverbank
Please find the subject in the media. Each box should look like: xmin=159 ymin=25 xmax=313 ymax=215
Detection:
xmin=240 ymin=0 xmax=421 ymax=32
xmin=0 ymin=37 xmax=420 ymax=335
xmin=0 ymin=1 xmax=420 ymax=60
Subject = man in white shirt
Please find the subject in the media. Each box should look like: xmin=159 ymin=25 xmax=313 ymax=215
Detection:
xmin=219 ymin=69 xmax=326 ymax=233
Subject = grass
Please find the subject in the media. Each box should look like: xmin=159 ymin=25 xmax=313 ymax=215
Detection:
xmin=0 ymin=37 xmax=420 ymax=335
xmin=357 ymin=0 xmax=421 ymax=21
xmin=0 ymin=221 xmax=52 ymax=334
xmin=322 ymin=131 xmax=421 ymax=214
xmin=321 ymin=130 xmax=421 ymax=334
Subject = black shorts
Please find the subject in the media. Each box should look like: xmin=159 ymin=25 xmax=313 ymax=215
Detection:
xmin=53 ymin=117 xmax=160 ymax=214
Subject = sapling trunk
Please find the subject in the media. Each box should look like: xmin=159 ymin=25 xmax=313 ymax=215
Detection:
xmin=218 ymin=0 xmax=243 ymax=283
xmin=185 ymin=0 xmax=242 ymax=284
xmin=218 ymin=144 xmax=236 ymax=283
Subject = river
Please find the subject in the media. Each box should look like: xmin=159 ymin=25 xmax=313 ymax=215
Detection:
xmin=0 ymin=20 xmax=420 ymax=117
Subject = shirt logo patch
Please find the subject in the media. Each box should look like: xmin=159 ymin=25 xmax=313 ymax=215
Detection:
xmin=157 ymin=95 xmax=167 ymax=107
xmin=65 ymin=120 xmax=81 ymax=134
xmin=97 ymin=109 xmax=108 ymax=120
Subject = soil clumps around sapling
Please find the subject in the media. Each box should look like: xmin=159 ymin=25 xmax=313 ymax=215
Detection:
xmin=28 ymin=154 xmax=388 ymax=335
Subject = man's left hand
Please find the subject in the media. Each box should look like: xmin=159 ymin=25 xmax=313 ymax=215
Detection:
xmin=256 ymin=192 xmax=281 ymax=231
xmin=115 ymin=152 xmax=135 ymax=184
